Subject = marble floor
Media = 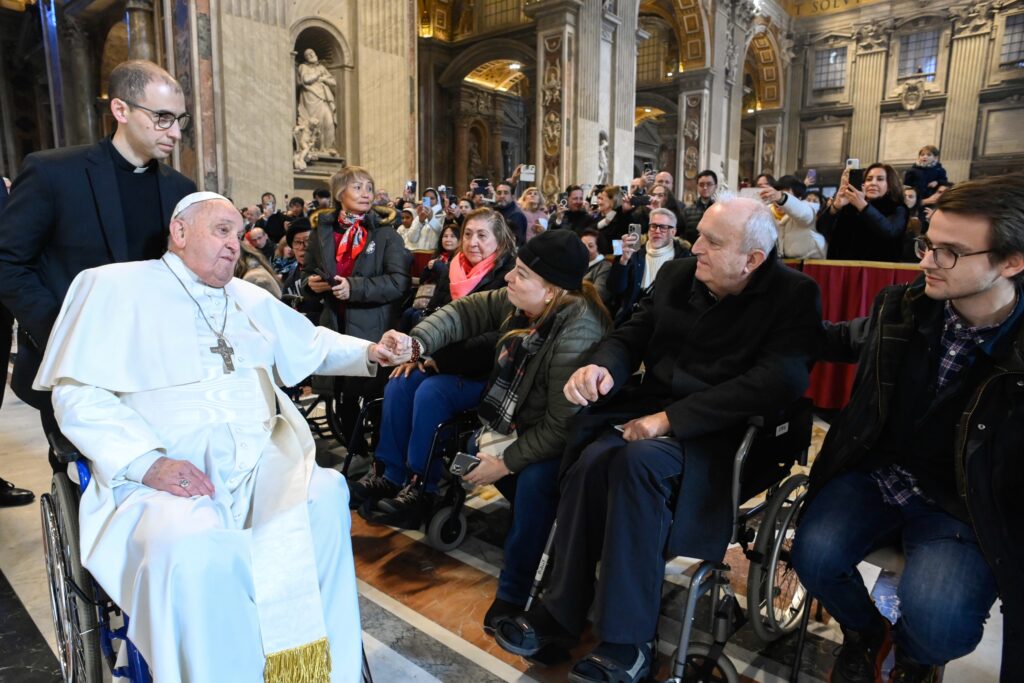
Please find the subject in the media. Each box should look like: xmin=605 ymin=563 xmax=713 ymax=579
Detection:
xmin=0 ymin=391 xmax=1002 ymax=682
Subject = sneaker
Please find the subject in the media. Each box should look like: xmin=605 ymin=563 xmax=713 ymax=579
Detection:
xmin=830 ymin=616 xmax=892 ymax=683
xmin=888 ymin=651 xmax=940 ymax=683
xmin=373 ymin=484 xmax=436 ymax=530
xmin=484 ymin=597 xmax=524 ymax=636
xmin=348 ymin=470 xmax=400 ymax=511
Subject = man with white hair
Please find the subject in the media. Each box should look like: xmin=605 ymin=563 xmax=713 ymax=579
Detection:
xmin=493 ymin=197 xmax=822 ymax=682
xmin=35 ymin=192 xmax=400 ymax=682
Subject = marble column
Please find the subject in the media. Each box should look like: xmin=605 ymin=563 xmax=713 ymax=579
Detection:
xmin=60 ymin=14 xmax=99 ymax=146
xmin=677 ymin=68 xmax=712 ymax=205
xmin=848 ymin=22 xmax=891 ymax=164
xmin=940 ymin=5 xmax=996 ymax=182
xmin=782 ymin=38 xmax=806 ymax=175
xmin=126 ymin=0 xmax=157 ymax=62
xmin=490 ymin=117 xmax=504 ymax=180
xmin=525 ymin=0 xmax=582 ymax=200
xmin=454 ymin=118 xmax=470 ymax=197
xmin=609 ymin=1 xmax=639 ymax=184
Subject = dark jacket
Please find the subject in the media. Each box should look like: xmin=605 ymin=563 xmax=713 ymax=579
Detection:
xmin=903 ymin=163 xmax=948 ymax=203
xmin=595 ymin=209 xmax=636 ymax=255
xmin=607 ymin=240 xmax=690 ymax=325
xmin=304 ymin=206 xmax=411 ymax=341
xmin=563 ymin=255 xmax=822 ymax=561
xmin=682 ymin=198 xmax=714 ymax=244
xmin=818 ymin=197 xmax=908 ymax=262
xmin=808 ymin=279 xmax=1023 ymax=682
xmin=0 ymin=139 xmax=195 ymax=409
xmin=497 ymin=203 xmax=529 ymax=245
xmin=411 ymin=287 xmax=609 ymax=473
xmin=425 ymin=251 xmax=516 ymax=379
xmin=552 ymin=209 xmax=597 ymax=235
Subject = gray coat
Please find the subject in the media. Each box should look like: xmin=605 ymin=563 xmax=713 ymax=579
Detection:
xmin=303 ymin=206 xmax=411 ymax=341
xmin=410 ymin=288 xmax=608 ymax=473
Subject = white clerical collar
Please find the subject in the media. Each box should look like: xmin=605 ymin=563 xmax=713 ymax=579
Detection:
xmin=162 ymin=252 xmax=227 ymax=296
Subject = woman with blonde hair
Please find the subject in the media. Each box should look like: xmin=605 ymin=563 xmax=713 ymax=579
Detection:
xmin=518 ymin=186 xmax=549 ymax=242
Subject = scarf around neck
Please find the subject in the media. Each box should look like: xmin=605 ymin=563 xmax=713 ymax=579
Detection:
xmin=642 ymin=241 xmax=675 ymax=290
xmin=448 ymin=251 xmax=498 ymax=300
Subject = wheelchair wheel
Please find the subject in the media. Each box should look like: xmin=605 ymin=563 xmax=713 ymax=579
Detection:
xmin=40 ymin=473 xmax=103 ymax=682
xmin=746 ymin=473 xmax=809 ymax=644
xmin=425 ymin=506 xmax=467 ymax=552
xmin=670 ymin=643 xmax=739 ymax=683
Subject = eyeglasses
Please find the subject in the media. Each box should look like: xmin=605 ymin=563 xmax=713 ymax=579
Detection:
xmin=913 ymin=237 xmax=993 ymax=269
xmin=649 ymin=223 xmax=675 ymax=231
xmin=122 ymin=99 xmax=191 ymax=131
xmin=292 ymin=239 xmax=309 ymax=247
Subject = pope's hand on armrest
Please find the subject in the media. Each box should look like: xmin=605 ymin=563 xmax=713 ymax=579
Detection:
xmin=563 ymin=364 xmax=615 ymax=406
xmin=141 ymin=456 xmax=215 ymax=498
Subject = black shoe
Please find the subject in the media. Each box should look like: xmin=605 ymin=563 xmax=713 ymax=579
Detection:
xmin=484 ymin=597 xmax=524 ymax=636
xmin=493 ymin=603 xmax=577 ymax=658
xmin=830 ymin=615 xmax=892 ymax=683
xmin=372 ymin=484 xmax=436 ymax=530
xmin=348 ymin=470 xmax=400 ymax=511
xmin=887 ymin=651 xmax=940 ymax=683
xmin=0 ymin=478 xmax=34 ymax=508
xmin=568 ymin=641 xmax=656 ymax=683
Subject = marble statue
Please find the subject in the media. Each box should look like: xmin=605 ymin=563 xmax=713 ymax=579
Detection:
xmin=597 ymin=131 xmax=609 ymax=185
xmin=295 ymin=48 xmax=338 ymax=165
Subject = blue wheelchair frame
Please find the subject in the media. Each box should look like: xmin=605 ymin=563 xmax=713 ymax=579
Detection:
xmin=73 ymin=460 xmax=153 ymax=683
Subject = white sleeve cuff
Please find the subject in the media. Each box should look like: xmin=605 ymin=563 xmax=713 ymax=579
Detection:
xmin=124 ymin=450 xmax=163 ymax=484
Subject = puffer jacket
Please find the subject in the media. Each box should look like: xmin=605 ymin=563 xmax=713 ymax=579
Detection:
xmin=409 ymin=287 xmax=608 ymax=473
xmin=303 ymin=206 xmax=411 ymax=341
xmin=809 ymin=278 xmax=1024 ymax=682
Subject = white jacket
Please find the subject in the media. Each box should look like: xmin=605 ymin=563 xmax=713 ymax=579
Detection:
xmin=773 ymin=194 xmax=827 ymax=259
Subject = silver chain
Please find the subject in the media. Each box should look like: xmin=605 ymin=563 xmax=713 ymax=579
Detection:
xmin=161 ymin=256 xmax=228 ymax=339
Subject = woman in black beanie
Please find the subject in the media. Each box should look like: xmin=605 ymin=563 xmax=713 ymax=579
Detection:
xmin=358 ymin=229 xmax=611 ymax=633
xmin=818 ymin=163 xmax=909 ymax=262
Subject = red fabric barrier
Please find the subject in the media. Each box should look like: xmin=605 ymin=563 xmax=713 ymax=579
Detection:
xmin=799 ymin=260 xmax=921 ymax=410
xmin=410 ymin=250 xmax=434 ymax=277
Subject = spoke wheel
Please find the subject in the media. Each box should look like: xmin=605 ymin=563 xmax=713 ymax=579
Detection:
xmin=747 ymin=473 xmax=810 ymax=643
xmin=40 ymin=474 xmax=103 ymax=682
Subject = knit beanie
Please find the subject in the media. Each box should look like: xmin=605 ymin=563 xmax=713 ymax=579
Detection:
xmin=515 ymin=229 xmax=589 ymax=291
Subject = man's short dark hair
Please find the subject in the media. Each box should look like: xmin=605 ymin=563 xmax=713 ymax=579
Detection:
xmin=496 ymin=181 xmax=513 ymax=192
xmin=288 ymin=196 xmax=305 ymax=209
xmin=936 ymin=173 xmax=1024 ymax=283
xmin=566 ymin=185 xmax=583 ymax=195
xmin=697 ymin=170 xmax=718 ymax=185
xmin=261 ymin=192 xmax=276 ymax=202
xmin=580 ymin=228 xmax=601 ymax=240
xmin=313 ymin=188 xmax=331 ymax=200
xmin=774 ymin=175 xmax=807 ymax=200
xmin=108 ymin=60 xmax=181 ymax=103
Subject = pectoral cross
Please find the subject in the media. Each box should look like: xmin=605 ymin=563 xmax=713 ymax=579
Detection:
xmin=210 ymin=337 xmax=235 ymax=373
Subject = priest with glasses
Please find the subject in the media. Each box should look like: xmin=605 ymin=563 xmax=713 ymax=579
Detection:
xmin=35 ymin=192 xmax=400 ymax=682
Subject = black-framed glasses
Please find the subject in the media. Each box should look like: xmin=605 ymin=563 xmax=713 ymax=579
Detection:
xmin=913 ymin=237 xmax=993 ymax=269
xmin=649 ymin=222 xmax=675 ymax=231
xmin=122 ymin=99 xmax=191 ymax=131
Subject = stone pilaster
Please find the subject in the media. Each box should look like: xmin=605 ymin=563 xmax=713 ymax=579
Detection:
xmin=610 ymin=0 xmax=638 ymax=184
xmin=126 ymin=0 xmax=157 ymax=62
xmin=940 ymin=3 xmax=998 ymax=182
xmin=677 ymin=68 xmax=712 ymax=204
xmin=60 ymin=14 xmax=98 ymax=146
xmin=847 ymin=21 xmax=892 ymax=164
xmin=454 ymin=118 xmax=470 ymax=195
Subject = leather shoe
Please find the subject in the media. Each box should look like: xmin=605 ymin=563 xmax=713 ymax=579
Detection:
xmin=0 ymin=478 xmax=34 ymax=507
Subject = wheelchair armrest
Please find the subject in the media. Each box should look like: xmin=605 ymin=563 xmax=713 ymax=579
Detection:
xmin=47 ymin=431 xmax=83 ymax=464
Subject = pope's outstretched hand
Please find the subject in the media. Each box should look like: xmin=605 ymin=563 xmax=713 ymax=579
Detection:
xmin=377 ymin=330 xmax=413 ymax=364
xmin=142 ymin=456 xmax=215 ymax=498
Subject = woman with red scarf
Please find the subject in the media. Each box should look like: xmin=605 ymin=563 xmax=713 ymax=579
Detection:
xmin=348 ymin=208 xmax=516 ymax=521
xmin=303 ymin=165 xmax=410 ymax=438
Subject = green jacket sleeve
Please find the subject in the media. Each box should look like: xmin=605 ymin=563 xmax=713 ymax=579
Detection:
xmin=410 ymin=288 xmax=514 ymax=355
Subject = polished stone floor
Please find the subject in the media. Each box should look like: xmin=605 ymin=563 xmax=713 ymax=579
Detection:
xmin=0 ymin=391 xmax=1002 ymax=682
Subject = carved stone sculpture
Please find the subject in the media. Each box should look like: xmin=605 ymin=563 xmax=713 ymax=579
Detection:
xmin=295 ymin=48 xmax=338 ymax=166
xmin=597 ymin=131 xmax=609 ymax=185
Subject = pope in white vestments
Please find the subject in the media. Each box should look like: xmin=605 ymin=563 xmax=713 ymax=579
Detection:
xmin=34 ymin=193 xmax=398 ymax=682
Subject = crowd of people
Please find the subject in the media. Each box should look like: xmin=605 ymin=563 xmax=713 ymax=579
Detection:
xmin=0 ymin=58 xmax=1020 ymax=683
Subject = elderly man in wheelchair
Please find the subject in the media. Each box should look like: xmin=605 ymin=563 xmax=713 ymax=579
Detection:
xmin=491 ymin=196 xmax=823 ymax=682
xmin=35 ymin=192 xmax=393 ymax=682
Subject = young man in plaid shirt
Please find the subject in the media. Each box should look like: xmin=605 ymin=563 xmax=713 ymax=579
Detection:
xmin=793 ymin=174 xmax=1024 ymax=683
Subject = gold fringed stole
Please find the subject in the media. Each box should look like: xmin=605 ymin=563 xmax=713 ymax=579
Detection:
xmin=263 ymin=636 xmax=332 ymax=683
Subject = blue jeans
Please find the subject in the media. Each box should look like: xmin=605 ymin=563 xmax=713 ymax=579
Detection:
xmin=491 ymin=458 xmax=561 ymax=606
xmin=374 ymin=371 xmax=487 ymax=491
xmin=792 ymin=469 xmax=998 ymax=666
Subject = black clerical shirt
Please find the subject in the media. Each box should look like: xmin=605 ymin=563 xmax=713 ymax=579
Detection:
xmin=101 ymin=137 xmax=166 ymax=260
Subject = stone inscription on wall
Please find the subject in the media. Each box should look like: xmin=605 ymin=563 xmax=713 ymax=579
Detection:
xmin=803 ymin=124 xmax=845 ymax=166
xmin=982 ymin=108 xmax=1024 ymax=156
xmin=880 ymin=113 xmax=943 ymax=165
xmin=783 ymin=0 xmax=885 ymax=18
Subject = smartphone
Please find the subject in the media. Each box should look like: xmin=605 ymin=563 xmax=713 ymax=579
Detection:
xmin=628 ymin=223 xmax=642 ymax=239
xmin=643 ymin=161 xmax=654 ymax=175
xmin=520 ymin=164 xmax=537 ymax=182
xmin=405 ymin=180 xmax=417 ymax=195
xmin=422 ymin=195 xmax=432 ymax=209
xmin=845 ymin=158 xmax=861 ymax=170
xmin=631 ymin=193 xmax=651 ymax=207
xmin=438 ymin=184 xmax=447 ymax=194
xmin=314 ymin=268 xmax=333 ymax=282
xmin=848 ymin=168 xmax=865 ymax=190
xmin=450 ymin=452 xmax=480 ymax=477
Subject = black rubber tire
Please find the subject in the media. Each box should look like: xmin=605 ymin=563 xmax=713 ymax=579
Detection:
xmin=746 ymin=473 xmax=810 ymax=643
xmin=425 ymin=505 xmax=468 ymax=552
xmin=41 ymin=473 xmax=103 ymax=682
xmin=667 ymin=643 xmax=739 ymax=683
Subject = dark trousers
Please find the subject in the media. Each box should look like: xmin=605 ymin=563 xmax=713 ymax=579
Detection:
xmin=792 ymin=469 xmax=998 ymax=666
xmin=543 ymin=432 xmax=684 ymax=644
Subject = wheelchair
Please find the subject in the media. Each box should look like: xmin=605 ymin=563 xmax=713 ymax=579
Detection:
xmin=40 ymin=431 xmax=375 ymax=683
xmin=523 ymin=399 xmax=814 ymax=683
xmin=39 ymin=432 xmax=152 ymax=683
xmin=353 ymin=401 xmax=483 ymax=553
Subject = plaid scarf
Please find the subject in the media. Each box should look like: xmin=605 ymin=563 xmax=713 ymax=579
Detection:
xmin=477 ymin=312 xmax=557 ymax=435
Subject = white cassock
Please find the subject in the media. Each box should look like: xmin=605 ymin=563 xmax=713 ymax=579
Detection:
xmin=34 ymin=252 xmax=372 ymax=683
